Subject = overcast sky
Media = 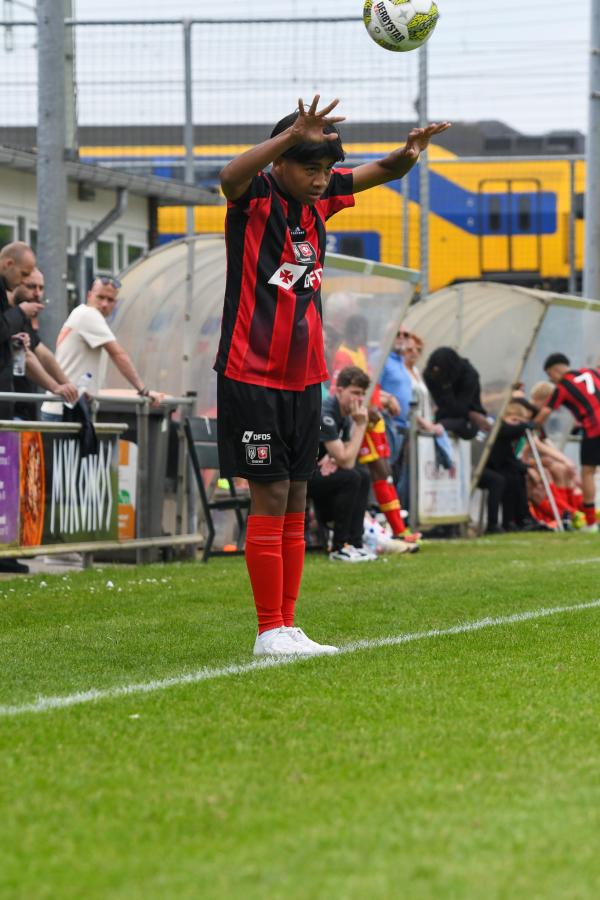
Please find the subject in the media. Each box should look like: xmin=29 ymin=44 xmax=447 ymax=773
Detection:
xmin=1 ymin=0 xmax=591 ymax=135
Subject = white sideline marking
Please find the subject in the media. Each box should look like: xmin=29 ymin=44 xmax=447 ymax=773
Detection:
xmin=1 ymin=598 xmax=599 ymax=719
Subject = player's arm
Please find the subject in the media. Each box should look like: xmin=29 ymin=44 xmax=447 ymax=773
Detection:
xmin=220 ymin=95 xmax=345 ymax=201
xmin=533 ymin=405 xmax=553 ymax=427
xmin=352 ymin=122 xmax=451 ymax=194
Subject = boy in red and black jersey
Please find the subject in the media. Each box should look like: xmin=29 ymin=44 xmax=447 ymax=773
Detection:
xmin=215 ymin=94 xmax=450 ymax=656
xmin=536 ymin=353 xmax=600 ymax=531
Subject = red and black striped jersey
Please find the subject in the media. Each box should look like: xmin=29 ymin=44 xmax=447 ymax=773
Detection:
xmin=547 ymin=368 xmax=600 ymax=438
xmin=214 ymin=169 xmax=355 ymax=391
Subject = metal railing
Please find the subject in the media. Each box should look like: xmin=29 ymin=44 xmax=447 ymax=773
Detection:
xmin=0 ymin=390 xmax=201 ymax=564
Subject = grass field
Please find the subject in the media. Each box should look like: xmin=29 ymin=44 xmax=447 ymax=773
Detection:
xmin=2 ymin=534 xmax=600 ymax=899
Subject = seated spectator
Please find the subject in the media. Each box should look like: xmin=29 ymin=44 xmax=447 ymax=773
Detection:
xmin=423 ymin=347 xmax=492 ymax=440
xmin=308 ymin=366 xmax=374 ymax=562
xmin=329 ymin=321 xmax=420 ymax=547
xmin=521 ymin=382 xmax=581 ymax=516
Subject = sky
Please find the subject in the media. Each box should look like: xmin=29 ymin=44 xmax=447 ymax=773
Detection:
xmin=0 ymin=0 xmax=592 ymax=136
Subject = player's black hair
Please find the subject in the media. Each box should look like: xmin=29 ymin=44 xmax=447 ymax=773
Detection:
xmin=336 ymin=366 xmax=370 ymax=391
xmin=270 ymin=111 xmax=345 ymax=164
xmin=543 ymin=352 xmax=570 ymax=370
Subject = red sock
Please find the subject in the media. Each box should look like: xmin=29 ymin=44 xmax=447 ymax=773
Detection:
xmin=281 ymin=512 xmax=306 ymax=628
xmin=373 ymin=479 xmax=405 ymax=535
xmin=245 ymin=515 xmax=285 ymax=634
xmin=583 ymin=503 xmax=597 ymax=526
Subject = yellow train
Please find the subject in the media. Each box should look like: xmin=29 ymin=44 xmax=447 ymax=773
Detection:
xmin=82 ymin=142 xmax=584 ymax=294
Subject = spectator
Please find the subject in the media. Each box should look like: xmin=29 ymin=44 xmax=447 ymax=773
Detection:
xmin=330 ymin=313 xmax=369 ymax=386
xmin=423 ymin=346 xmax=491 ymax=440
xmin=535 ymin=353 xmax=600 ymax=532
xmin=403 ymin=332 xmax=444 ymax=435
xmin=40 ymin=275 xmax=162 ymax=421
xmin=308 ymin=366 xmax=375 ymax=562
xmin=8 ymin=267 xmax=77 ymax=419
xmin=486 ymin=399 xmax=543 ymax=531
xmin=0 ymin=241 xmax=36 ymax=419
xmin=329 ymin=320 xmax=420 ymax=548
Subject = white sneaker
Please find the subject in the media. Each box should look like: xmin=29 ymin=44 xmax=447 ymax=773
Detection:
xmin=253 ymin=627 xmax=314 ymax=656
xmin=381 ymin=537 xmax=413 ymax=555
xmin=581 ymin=523 xmax=599 ymax=533
xmin=329 ymin=545 xmax=370 ymax=563
xmin=351 ymin=546 xmax=378 ymax=561
xmin=283 ymin=626 xmax=338 ymax=655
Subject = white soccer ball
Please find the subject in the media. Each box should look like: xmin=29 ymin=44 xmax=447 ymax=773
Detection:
xmin=363 ymin=0 xmax=439 ymax=52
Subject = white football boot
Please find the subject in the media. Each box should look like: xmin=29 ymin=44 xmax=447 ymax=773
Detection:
xmin=282 ymin=627 xmax=339 ymax=655
xmin=253 ymin=627 xmax=314 ymax=656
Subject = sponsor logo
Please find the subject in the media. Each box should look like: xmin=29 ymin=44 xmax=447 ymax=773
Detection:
xmin=292 ymin=241 xmax=317 ymax=264
xmin=304 ymin=267 xmax=323 ymax=289
xmin=268 ymin=262 xmax=307 ymax=291
xmin=323 ymin=415 xmax=336 ymax=427
xmin=242 ymin=432 xmax=271 ymax=443
xmin=245 ymin=444 xmax=271 ymax=465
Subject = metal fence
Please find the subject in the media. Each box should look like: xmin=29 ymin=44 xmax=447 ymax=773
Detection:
xmin=0 ymin=16 xmax=584 ymax=295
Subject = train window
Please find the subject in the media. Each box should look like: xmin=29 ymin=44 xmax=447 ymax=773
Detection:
xmin=517 ymin=196 xmax=531 ymax=232
xmin=96 ymin=239 xmax=114 ymax=271
xmin=488 ymin=196 xmax=502 ymax=233
xmin=575 ymin=193 xmax=584 ymax=220
xmin=338 ymin=235 xmax=365 ymax=258
xmin=0 ymin=223 xmax=15 ymax=250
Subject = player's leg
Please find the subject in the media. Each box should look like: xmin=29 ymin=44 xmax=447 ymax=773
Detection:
xmin=581 ymin=465 xmax=598 ymax=530
xmin=282 ymin=385 xmax=338 ymax=653
xmin=580 ymin=438 xmax=600 ymax=531
xmin=217 ymin=376 xmax=310 ymax=655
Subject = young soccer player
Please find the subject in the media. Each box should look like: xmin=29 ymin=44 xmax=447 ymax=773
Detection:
xmin=536 ymin=353 xmax=600 ymax=532
xmin=215 ymin=94 xmax=450 ymax=656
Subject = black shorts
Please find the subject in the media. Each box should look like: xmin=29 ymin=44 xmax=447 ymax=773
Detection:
xmin=581 ymin=435 xmax=600 ymax=467
xmin=217 ymin=375 xmax=322 ymax=482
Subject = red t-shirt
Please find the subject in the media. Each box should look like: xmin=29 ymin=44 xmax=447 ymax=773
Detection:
xmin=214 ymin=169 xmax=355 ymax=391
xmin=547 ymin=368 xmax=600 ymax=438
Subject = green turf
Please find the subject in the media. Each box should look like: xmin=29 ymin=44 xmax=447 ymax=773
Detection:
xmin=1 ymin=534 xmax=600 ymax=899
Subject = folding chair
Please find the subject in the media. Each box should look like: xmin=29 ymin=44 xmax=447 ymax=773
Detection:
xmin=184 ymin=416 xmax=250 ymax=562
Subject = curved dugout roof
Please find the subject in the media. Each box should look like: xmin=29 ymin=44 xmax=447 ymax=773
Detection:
xmin=106 ymin=236 xmax=416 ymax=414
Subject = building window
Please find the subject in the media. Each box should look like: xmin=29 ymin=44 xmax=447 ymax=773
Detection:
xmin=0 ymin=223 xmax=15 ymax=250
xmin=29 ymin=228 xmax=38 ymax=253
xmin=96 ymin=239 xmax=114 ymax=272
xmin=127 ymin=244 xmax=144 ymax=265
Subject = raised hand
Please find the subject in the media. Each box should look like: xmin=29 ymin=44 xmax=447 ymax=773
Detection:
xmin=403 ymin=121 xmax=452 ymax=158
xmin=290 ymin=94 xmax=346 ymax=144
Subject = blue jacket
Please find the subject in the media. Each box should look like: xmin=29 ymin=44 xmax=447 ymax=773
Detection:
xmin=380 ymin=352 xmax=413 ymax=429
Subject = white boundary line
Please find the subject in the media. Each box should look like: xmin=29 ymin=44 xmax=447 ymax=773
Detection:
xmin=1 ymin=598 xmax=599 ymax=719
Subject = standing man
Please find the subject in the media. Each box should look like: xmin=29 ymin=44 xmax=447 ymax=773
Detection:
xmin=0 ymin=241 xmax=36 ymax=418
xmin=41 ymin=276 xmax=162 ymax=420
xmin=9 ymin=267 xmax=77 ymax=419
xmin=380 ymin=325 xmax=415 ymax=504
xmin=215 ymin=94 xmax=449 ymax=656
xmin=536 ymin=353 xmax=600 ymax=532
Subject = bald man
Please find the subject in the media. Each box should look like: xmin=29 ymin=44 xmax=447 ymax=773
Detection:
xmin=0 ymin=241 xmax=36 ymax=418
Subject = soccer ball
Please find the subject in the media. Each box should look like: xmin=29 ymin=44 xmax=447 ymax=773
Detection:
xmin=363 ymin=0 xmax=439 ymax=52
